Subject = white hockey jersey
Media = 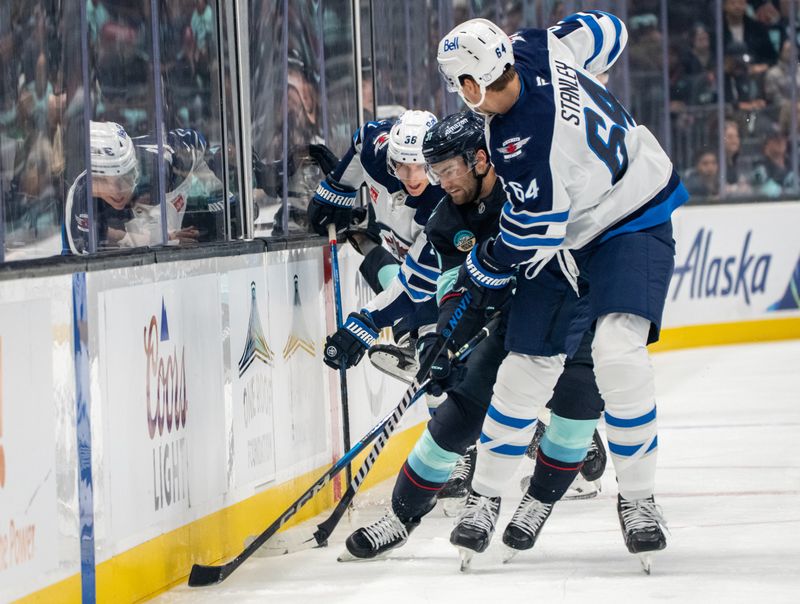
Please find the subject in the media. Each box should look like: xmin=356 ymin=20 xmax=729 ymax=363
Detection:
xmin=486 ymin=12 xmax=688 ymax=269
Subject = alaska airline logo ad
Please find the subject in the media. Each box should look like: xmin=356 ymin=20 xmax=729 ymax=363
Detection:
xmin=144 ymin=299 xmax=190 ymax=512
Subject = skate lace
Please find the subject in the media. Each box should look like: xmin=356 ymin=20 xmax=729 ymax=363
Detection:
xmin=458 ymin=493 xmax=499 ymax=533
xmin=619 ymin=498 xmax=669 ymax=534
xmin=450 ymin=448 xmax=474 ymax=482
xmin=363 ymin=511 xmax=409 ymax=549
xmin=510 ymin=493 xmax=553 ymax=535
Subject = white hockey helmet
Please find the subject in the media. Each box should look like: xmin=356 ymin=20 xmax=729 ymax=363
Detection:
xmin=89 ymin=121 xmax=139 ymax=182
xmin=387 ymin=110 xmax=438 ymax=177
xmin=437 ymin=18 xmax=514 ymax=111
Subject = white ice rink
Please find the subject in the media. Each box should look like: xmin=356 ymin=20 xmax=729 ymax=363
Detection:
xmin=158 ymin=341 xmax=800 ymax=603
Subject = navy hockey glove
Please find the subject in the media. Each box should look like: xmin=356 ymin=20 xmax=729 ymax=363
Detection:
xmin=324 ymin=311 xmax=379 ymax=370
xmin=307 ymin=176 xmax=358 ymax=236
xmin=417 ymin=333 xmax=467 ymax=398
xmin=454 ymin=240 xmax=515 ymax=313
xmin=308 ymin=143 xmax=339 ymax=175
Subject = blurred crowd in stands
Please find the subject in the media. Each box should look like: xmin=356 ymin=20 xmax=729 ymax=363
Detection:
xmin=2 ymin=0 xmax=800 ymax=262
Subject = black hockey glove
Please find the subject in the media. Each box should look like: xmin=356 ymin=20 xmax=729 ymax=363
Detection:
xmin=308 ymin=143 xmax=339 ymax=175
xmin=454 ymin=239 xmax=515 ymax=314
xmin=323 ymin=311 xmax=379 ymax=370
xmin=307 ymin=176 xmax=358 ymax=236
xmin=417 ymin=333 xmax=467 ymax=398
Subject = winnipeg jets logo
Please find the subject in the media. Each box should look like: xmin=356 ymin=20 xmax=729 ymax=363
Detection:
xmin=510 ymin=32 xmax=525 ymax=45
xmin=374 ymin=133 xmax=390 ymax=153
xmin=497 ymin=136 xmax=531 ymax=160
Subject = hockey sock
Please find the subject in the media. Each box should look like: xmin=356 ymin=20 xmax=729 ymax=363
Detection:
xmin=392 ymin=429 xmax=460 ymax=521
xmin=530 ymin=413 xmax=598 ymax=503
xmin=472 ymin=352 xmax=564 ymax=497
xmin=593 ymin=313 xmax=658 ymax=500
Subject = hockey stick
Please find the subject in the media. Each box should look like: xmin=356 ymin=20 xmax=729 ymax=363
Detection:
xmin=309 ymin=310 xmax=501 ymax=549
xmin=188 ymin=293 xmax=479 ymax=586
xmin=328 ymin=223 xmax=353 ymax=487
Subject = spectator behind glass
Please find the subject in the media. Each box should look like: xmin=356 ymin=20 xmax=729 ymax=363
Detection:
xmin=191 ymin=0 xmax=214 ymax=68
xmin=724 ymin=118 xmax=755 ymax=195
xmin=724 ymin=41 xmax=768 ymax=111
xmin=684 ymin=148 xmax=721 ymax=197
xmin=764 ymin=39 xmax=800 ymax=108
xmin=680 ymin=23 xmax=717 ymax=105
xmin=723 ymin=0 xmax=779 ymax=72
xmin=751 ymin=128 xmax=796 ymax=195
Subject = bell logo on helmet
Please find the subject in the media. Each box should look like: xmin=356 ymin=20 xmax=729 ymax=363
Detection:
xmin=443 ymin=37 xmax=460 ymax=52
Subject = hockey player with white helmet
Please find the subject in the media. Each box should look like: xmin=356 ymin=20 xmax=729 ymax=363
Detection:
xmin=64 ymin=121 xmax=220 ymax=254
xmin=312 ymin=110 xmax=445 ymax=382
xmin=436 ymin=12 xmax=688 ymax=572
xmin=337 ymin=111 xmax=608 ymax=563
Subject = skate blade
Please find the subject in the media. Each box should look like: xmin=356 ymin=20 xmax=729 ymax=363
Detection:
xmin=337 ymin=549 xmax=388 ymax=563
xmin=502 ymin=546 xmax=520 ymax=564
xmin=639 ymin=553 xmax=653 ymax=574
xmin=368 ymin=351 xmax=414 ymax=384
xmin=458 ymin=547 xmax=474 ymax=572
xmin=441 ymin=496 xmax=467 ymax=518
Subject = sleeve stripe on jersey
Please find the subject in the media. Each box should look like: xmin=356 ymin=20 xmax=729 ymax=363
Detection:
xmin=404 ymin=255 xmax=440 ymax=283
xmin=565 ymin=13 xmax=603 ymax=70
xmin=501 ymin=206 xmax=570 ymax=228
xmin=500 ymin=217 xmax=549 ymax=239
xmin=499 ymin=232 xmax=565 ymax=250
xmin=587 ymin=10 xmax=623 ymax=65
xmin=398 ymin=271 xmax=435 ymax=301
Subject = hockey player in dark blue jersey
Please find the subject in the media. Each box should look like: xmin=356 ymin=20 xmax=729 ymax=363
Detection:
xmin=437 ymin=12 xmax=688 ymax=572
xmin=338 ymin=112 xmax=607 ymax=563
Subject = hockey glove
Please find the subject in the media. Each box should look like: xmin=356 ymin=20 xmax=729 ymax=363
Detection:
xmin=454 ymin=239 xmax=515 ymax=314
xmin=323 ymin=311 xmax=379 ymax=370
xmin=308 ymin=143 xmax=339 ymax=176
xmin=307 ymin=176 xmax=358 ymax=236
xmin=417 ymin=333 xmax=467 ymax=398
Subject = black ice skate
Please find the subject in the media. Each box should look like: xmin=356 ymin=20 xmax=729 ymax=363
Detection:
xmin=501 ymin=492 xmax=554 ymax=562
xmin=368 ymin=333 xmax=418 ymax=383
xmin=580 ymin=429 xmax=607 ymax=482
xmin=449 ymin=490 xmax=501 ymax=571
xmin=617 ymin=494 xmax=668 ymax=574
xmin=525 ymin=419 xmax=546 ymax=459
xmin=437 ymin=446 xmax=477 ymax=517
xmin=338 ymin=509 xmax=419 ymax=561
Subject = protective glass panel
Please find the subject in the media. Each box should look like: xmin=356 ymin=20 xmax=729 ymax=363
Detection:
xmin=1 ymin=2 xmax=77 ymax=261
xmin=248 ymin=0 xmax=285 ymax=237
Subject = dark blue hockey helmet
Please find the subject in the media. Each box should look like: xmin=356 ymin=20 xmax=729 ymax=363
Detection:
xmin=422 ymin=111 xmax=486 ymax=184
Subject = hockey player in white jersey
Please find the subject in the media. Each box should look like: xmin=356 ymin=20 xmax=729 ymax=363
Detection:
xmin=309 ymin=110 xmax=443 ymax=379
xmin=437 ymin=12 xmax=689 ymax=572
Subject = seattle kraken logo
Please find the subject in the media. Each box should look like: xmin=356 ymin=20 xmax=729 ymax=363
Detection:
xmin=283 ymin=275 xmax=316 ymax=359
xmin=238 ymin=282 xmax=275 ymax=377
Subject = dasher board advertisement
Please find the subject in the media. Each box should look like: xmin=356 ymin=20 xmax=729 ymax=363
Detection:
xmin=0 ymin=299 xmax=58 ymax=602
xmin=97 ymin=275 xmax=226 ymax=554
xmin=665 ymin=202 xmax=800 ymax=327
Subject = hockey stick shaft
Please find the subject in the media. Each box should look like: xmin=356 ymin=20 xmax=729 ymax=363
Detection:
xmin=187 ymin=389 xmax=421 ymax=586
xmin=328 ymin=224 xmax=353 ymax=486
xmin=312 ymin=310 xmax=501 ymax=545
xmin=188 ymin=296 xmax=482 ymax=586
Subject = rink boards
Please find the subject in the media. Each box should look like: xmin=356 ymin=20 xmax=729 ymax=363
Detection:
xmin=1 ymin=201 xmax=799 ymax=603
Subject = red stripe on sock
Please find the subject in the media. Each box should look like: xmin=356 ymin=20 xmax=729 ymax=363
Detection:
xmin=536 ymin=451 xmax=582 ymax=472
xmin=402 ymin=464 xmax=443 ymax=492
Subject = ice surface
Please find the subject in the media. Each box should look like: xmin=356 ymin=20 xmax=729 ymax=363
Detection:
xmin=157 ymin=341 xmax=800 ymax=603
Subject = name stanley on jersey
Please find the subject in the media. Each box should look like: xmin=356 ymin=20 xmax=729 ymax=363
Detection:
xmin=554 ymin=60 xmax=581 ymax=127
